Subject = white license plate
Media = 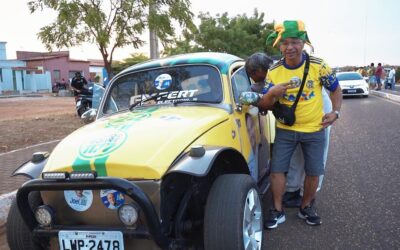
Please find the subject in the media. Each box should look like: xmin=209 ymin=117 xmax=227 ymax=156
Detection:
xmin=76 ymin=100 xmax=81 ymax=107
xmin=347 ymin=89 xmax=356 ymax=93
xmin=59 ymin=231 xmax=124 ymax=250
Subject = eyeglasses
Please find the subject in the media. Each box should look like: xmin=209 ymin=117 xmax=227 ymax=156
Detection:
xmin=280 ymin=40 xmax=304 ymax=48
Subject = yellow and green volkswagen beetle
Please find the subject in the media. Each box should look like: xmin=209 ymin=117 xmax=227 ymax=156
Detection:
xmin=7 ymin=52 xmax=276 ymax=250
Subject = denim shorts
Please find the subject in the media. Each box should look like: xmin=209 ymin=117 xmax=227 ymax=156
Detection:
xmin=271 ymin=128 xmax=326 ymax=176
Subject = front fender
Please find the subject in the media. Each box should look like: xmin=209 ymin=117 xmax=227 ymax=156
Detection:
xmin=12 ymin=152 xmax=49 ymax=179
xmin=167 ymin=147 xmax=249 ymax=177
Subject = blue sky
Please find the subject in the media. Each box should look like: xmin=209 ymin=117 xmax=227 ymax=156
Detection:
xmin=1 ymin=0 xmax=399 ymax=67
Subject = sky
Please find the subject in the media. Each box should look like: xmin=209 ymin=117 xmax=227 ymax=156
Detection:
xmin=1 ymin=0 xmax=399 ymax=67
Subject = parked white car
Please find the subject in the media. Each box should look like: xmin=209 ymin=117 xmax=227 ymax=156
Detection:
xmin=336 ymin=71 xmax=369 ymax=97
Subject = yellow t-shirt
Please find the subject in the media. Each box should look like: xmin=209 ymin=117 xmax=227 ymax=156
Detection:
xmin=266 ymin=54 xmax=338 ymax=133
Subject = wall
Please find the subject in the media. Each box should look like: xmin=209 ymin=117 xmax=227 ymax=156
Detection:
xmin=25 ymin=57 xmax=90 ymax=84
xmin=0 ymin=60 xmax=26 ymax=92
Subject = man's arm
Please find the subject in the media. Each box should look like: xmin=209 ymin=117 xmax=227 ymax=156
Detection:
xmin=257 ymin=83 xmax=292 ymax=110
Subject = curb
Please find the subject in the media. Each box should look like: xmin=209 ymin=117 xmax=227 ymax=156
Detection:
xmin=370 ymin=90 xmax=400 ymax=103
xmin=0 ymin=190 xmax=16 ymax=229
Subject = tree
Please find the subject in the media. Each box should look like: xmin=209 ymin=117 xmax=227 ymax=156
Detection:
xmin=163 ymin=9 xmax=279 ymax=58
xmin=28 ymin=0 xmax=194 ymax=79
xmin=112 ymin=53 xmax=149 ymax=74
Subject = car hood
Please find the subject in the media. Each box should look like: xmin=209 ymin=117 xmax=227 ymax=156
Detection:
xmin=43 ymin=106 xmax=229 ymax=179
xmin=339 ymin=79 xmax=367 ymax=87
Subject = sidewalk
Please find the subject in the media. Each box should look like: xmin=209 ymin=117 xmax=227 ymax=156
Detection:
xmin=370 ymin=84 xmax=400 ymax=103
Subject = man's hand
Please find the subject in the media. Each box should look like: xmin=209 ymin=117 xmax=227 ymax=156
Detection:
xmin=321 ymin=111 xmax=338 ymax=128
xmin=268 ymin=82 xmax=294 ymax=98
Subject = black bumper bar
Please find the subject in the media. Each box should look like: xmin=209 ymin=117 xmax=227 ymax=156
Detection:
xmin=16 ymin=177 xmax=170 ymax=249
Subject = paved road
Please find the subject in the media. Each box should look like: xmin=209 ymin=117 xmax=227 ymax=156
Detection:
xmin=1 ymin=94 xmax=400 ymax=249
xmin=264 ymin=95 xmax=400 ymax=249
xmin=0 ymin=141 xmax=60 ymax=195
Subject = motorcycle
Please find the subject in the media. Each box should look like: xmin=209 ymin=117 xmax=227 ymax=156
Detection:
xmin=75 ymin=83 xmax=94 ymax=117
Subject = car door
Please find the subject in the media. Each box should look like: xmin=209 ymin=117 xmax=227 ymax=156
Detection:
xmin=230 ymin=66 xmax=271 ymax=182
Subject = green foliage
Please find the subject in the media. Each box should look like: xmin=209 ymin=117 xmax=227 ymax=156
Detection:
xmin=28 ymin=0 xmax=194 ymax=77
xmin=396 ymin=67 xmax=400 ymax=83
xmin=112 ymin=53 xmax=149 ymax=74
xmin=163 ymin=9 xmax=279 ymax=58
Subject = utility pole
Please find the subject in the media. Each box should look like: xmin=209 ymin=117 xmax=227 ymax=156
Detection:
xmin=150 ymin=30 xmax=159 ymax=59
xmin=149 ymin=3 xmax=160 ymax=59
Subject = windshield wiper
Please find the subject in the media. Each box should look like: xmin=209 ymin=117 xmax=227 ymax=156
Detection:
xmin=129 ymin=94 xmax=160 ymax=111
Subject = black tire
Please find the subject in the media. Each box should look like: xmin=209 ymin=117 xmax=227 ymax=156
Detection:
xmin=6 ymin=192 xmax=48 ymax=250
xmin=204 ymin=174 xmax=263 ymax=250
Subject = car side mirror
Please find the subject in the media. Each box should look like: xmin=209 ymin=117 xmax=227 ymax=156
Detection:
xmin=81 ymin=108 xmax=97 ymax=124
xmin=239 ymin=92 xmax=261 ymax=106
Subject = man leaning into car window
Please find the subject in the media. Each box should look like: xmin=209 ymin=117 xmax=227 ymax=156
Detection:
xmin=244 ymin=20 xmax=342 ymax=229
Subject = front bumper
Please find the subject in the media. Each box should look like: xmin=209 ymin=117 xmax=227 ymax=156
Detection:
xmin=16 ymin=177 xmax=170 ymax=249
xmin=342 ymin=87 xmax=369 ymax=96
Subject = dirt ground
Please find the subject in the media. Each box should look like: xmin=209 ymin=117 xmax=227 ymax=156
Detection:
xmin=0 ymin=95 xmax=85 ymax=153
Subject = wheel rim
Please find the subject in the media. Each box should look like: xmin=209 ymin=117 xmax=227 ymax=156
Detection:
xmin=242 ymin=188 xmax=262 ymax=250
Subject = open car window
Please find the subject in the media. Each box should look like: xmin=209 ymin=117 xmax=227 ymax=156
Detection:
xmin=103 ymin=65 xmax=223 ymax=114
xmin=231 ymin=67 xmax=251 ymax=103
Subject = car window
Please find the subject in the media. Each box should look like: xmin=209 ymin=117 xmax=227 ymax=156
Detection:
xmin=337 ymin=73 xmax=363 ymax=81
xmin=103 ymin=65 xmax=222 ymax=114
xmin=231 ymin=67 xmax=251 ymax=103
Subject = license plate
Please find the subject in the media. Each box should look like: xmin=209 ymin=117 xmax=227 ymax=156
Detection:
xmin=76 ymin=100 xmax=81 ymax=107
xmin=347 ymin=89 xmax=356 ymax=93
xmin=59 ymin=231 xmax=124 ymax=250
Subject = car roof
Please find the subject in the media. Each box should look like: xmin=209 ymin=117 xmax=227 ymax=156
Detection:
xmin=119 ymin=52 xmax=243 ymax=75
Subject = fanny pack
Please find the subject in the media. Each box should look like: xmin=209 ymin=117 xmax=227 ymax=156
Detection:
xmin=272 ymin=54 xmax=310 ymax=126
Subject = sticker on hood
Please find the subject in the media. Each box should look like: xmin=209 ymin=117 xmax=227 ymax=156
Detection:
xmin=79 ymin=129 xmax=127 ymax=159
xmin=100 ymin=189 xmax=125 ymax=210
xmin=64 ymin=190 xmax=93 ymax=212
xmin=154 ymin=74 xmax=172 ymax=90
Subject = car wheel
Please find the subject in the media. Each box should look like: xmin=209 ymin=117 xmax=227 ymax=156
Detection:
xmin=204 ymin=174 xmax=263 ymax=250
xmin=6 ymin=192 xmax=49 ymax=250
xmin=362 ymin=95 xmax=368 ymax=98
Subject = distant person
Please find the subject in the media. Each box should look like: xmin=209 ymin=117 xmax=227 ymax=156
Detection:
xmin=59 ymin=78 xmax=67 ymax=90
xmin=71 ymin=72 xmax=90 ymax=96
xmin=367 ymin=63 xmax=376 ymax=89
xmin=388 ymin=68 xmax=396 ymax=90
xmin=375 ymin=63 xmax=383 ymax=90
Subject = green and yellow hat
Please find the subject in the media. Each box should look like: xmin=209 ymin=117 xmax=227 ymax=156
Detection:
xmin=266 ymin=20 xmax=312 ymax=48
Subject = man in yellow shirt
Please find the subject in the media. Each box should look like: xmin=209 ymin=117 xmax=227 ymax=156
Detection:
xmin=253 ymin=20 xmax=342 ymax=228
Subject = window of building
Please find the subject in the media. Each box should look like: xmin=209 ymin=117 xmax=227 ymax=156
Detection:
xmin=0 ymin=68 xmax=3 ymax=82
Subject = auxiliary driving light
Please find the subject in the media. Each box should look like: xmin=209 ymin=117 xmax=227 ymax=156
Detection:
xmin=42 ymin=172 xmax=68 ymax=180
xmin=69 ymin=171 xmax=97 ymax=180
xmin=118 ymin=204 xmax=139 ymax=226
xmin=34 ymin=205 xmax=55 ymax=227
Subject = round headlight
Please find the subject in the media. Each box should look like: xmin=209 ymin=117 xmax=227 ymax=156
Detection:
xmin=118 ymin=204 xmax=139 ymax=226
xmin=34 ymin=205 xmax=55 ymax=227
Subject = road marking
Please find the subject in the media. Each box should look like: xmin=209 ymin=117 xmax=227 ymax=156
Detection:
xmin=0 ymin=139 xmax=60 ymax=157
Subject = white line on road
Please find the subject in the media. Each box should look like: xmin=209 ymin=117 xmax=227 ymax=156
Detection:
xmin=0 ymin=139 xmax=60 ymax=157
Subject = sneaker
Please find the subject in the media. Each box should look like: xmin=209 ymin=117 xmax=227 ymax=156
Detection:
xmin=298 ymin=205 xmax=322 ymax=226
xmin=283 ymin=189 xmax=302 ymax=208
xmin=264 ymin=209 xmax=286 ymax=229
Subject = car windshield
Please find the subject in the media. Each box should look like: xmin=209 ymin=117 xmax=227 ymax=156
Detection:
xmin=103 ymin=65 xmax=223 ymax=114
xmin=336 ymin=72 xmax=363 ymax=81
